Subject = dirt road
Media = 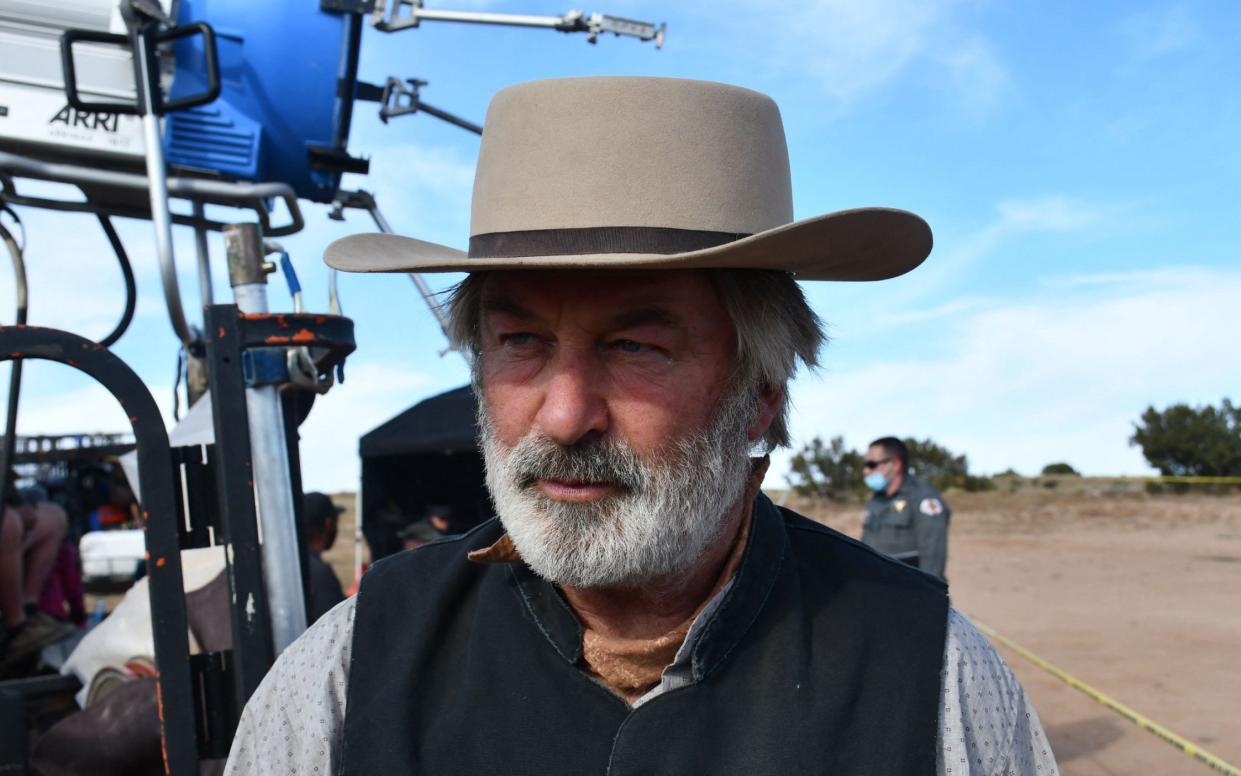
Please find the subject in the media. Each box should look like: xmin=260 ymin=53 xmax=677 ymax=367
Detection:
xmin=806 ymin=491 xmax=1241 ymax=776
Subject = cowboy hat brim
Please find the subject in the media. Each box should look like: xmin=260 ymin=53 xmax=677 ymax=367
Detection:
xmin=324 ymin=207 xmax=931 ymax=282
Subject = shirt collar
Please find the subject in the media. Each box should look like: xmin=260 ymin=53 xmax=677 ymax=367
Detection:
xmin=477 ymin=456 xmax=789 ymax=690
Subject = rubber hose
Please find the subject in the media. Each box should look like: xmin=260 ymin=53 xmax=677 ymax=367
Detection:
xmin=95 ymin=215 xmax=136 ymax=348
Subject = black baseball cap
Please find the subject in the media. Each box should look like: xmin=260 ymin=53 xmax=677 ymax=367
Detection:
xmin=303 ymin=492 xmax=344 ymax=526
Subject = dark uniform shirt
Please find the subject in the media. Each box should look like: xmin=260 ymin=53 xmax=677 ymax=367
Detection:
xmin=307 ymin=552 xmax=345 ymax=623
xmin=861 ymin=473 xmax=950 ymax=581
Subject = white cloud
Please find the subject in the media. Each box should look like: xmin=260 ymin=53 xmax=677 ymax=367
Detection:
xmin=930 ymin=195 xmax=1103 ymax=281
xmin=296 ymin=358 xmax=463 ymax=492
xmin=932 ymin=33 xmax=1011 ymax=119
xmin=775 ymin=0 xmax=945 ymax=102
xmin=992 ymin=196 xmax=1101 ymax=232
xmin=1 ymin=367 xmax=173 ymax=435
xmin=1039 ymin=266 xmax=1209 ymax=292
xmin=876 ymin=297 xmax=993 ymax=327
xmin=0 ymin=197 xmax=211 ymax=344
xmin=342 ymin=143 xmax=475 ymax=248
xmin=777 ymin=265 xmax=1241 ymax=480
xmin=1119 ymin=5 xmax=1200 ymax=66
xmin=2 ymin=353 xmax=458 ymax=494
xmin=739 ymin=0 xmax=1011 ymax=113
xmin=872 ymin=195 xmax=1107 ymax=313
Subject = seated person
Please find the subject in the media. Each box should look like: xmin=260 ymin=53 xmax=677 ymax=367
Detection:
xmin=2 ymin=494 xmax=77 ymax=670
xmin=424 ymin=504 xmax=453 ymax=534
xmin=38 ymin=538 xmax=86 ymax=626
xmin=397 ymin=519 xmax=442 ymax=551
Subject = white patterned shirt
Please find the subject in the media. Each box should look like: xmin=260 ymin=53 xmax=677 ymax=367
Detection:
xmin=225 ymin=600 xmax=1056 ymax=775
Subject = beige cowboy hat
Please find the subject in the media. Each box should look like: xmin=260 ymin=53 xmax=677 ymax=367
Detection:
xmin=325 ymin=76 xmax=931 ymax=281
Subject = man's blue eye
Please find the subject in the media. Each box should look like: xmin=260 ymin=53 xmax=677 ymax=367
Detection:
xmin=616 ymin=339 xmax=645 ymax=353
xmin=506 ymin=333 xmax=534 ymax=346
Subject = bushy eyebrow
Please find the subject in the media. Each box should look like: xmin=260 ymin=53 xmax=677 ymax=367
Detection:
xmin=480 ymin=295 xmax=535 ymax=322
xmin=606 ymin=306 xmax=684 ymax=332
xmin=480 ymin=296 xmax=686 ymax=333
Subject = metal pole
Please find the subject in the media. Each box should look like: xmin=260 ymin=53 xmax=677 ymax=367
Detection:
xmin=411 ymin=8 xmax=568 ymax=28
xmin=192 ymin=200 xmax=214 ymax=306
xmin=0 ymin=150 xmax=307 ymax=237
xmin=413 ymin=101 xmax=483 ymax=135
xmin=222 ymin=223 xmax=307 ymax=654
xmin=133 ymin=28 xmax=195 ymax=348
xmin=363 ymin=200 xmax=451 ymax=336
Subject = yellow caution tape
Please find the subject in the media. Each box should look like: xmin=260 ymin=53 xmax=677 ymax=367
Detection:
xmin=1040 ymin=476 xmax=1241 ymax=485
xmin=972 ymin=620 xmax=1241 ymax=776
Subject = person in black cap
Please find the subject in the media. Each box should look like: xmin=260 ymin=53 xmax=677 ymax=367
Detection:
xmin=302 ymin=492 xmax=345 ymax=623
xmin=397 ymin=517 xmax=443 ymax=552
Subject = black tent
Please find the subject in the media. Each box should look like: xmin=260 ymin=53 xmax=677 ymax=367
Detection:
xmin=359 ymin=385 xmax=490 ymax=560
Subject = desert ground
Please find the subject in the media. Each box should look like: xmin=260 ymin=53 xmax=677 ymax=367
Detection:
xmin=324 ymin=487 xmax=1241 ymax=776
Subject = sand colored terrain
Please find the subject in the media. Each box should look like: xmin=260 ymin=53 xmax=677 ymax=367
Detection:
xmin=324 ymin=489 xmax=1241 ymax=775
xmin=798 ymin=490 xmax=1241 ymax=776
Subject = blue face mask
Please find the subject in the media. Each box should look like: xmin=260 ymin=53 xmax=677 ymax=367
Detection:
xmin=864 ymin=472 xmax=889 ymax=492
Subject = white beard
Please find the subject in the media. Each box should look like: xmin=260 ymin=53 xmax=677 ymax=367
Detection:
xmin=479 ymin=387 xmax=758 ymax=589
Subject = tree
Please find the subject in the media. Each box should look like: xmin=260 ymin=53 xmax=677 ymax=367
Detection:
xmin=787 ymin=435 xmax=994 ymax=500
xmin=1130 ymin=399 xmax=1241 ymax=477
xmin=1040 ymin=462 xmax=1080 ymax=476
xmin=902 ymin=438 xmax=965 ymax=491
xmin=786 ymin=436 xmax=866 ymax=501
xmin=903 ymin=438 xmax=994 ymax=492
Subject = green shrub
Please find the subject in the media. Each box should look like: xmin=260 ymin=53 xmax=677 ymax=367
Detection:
xmin=1041 ymin=462 xmax=1080 ymax=476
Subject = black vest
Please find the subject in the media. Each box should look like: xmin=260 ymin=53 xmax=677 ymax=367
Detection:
xmin=342 ymin=496 xmax=948 ymax=775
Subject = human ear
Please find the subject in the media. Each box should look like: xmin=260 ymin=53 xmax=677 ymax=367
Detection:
xmin=746 ymin=384 xmax=783 ymax=443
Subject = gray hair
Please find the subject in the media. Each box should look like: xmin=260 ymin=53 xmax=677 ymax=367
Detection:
xmin=443 ymin=269 xmax=825 ymax=450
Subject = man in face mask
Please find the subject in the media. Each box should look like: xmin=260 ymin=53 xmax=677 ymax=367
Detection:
xmin=861 ymin=436 xmax=951 ymax=581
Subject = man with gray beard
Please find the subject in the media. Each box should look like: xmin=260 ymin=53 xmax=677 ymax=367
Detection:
xmin=226 ymin=77 xmax=1056 ymax=775
xmin=481 ymin=367 xmax=756 ymax=591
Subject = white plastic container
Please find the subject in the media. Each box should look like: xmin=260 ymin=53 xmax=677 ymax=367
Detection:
xmin=79 ymin=528 xmax=146 ymax=581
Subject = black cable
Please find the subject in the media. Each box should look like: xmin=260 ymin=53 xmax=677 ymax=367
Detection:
xmin=0 ymin=204 xmax=25 ymax=254
xmin=0 ymin=211 xmax=137 ymax=519
xmin=172 ymin=346 xmax=184 ymax=422
xmin=95 ymin=215 xmax=136 ymax=348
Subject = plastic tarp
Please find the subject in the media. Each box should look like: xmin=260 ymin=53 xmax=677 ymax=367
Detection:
xmin=358 ymin=386 xmax=490 ymax=560
xmin=117 ymin=391 xmax=216 ymax=503
xmin=62 ymin=546 xmax=226 ymax=707
xmin=359 ymin=385 xmax=478 ymax=458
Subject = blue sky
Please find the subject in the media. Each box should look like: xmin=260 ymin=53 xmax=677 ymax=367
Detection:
xmin=4 ymin=1 xmax=1239 ymax=491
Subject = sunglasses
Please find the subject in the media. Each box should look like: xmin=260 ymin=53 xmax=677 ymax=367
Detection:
xmin=862 ymin=458 xmax=892 ymax=470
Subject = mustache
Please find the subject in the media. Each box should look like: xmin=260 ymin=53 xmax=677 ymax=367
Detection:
xmin=506 ymin=433 xmax=646 ymax=492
